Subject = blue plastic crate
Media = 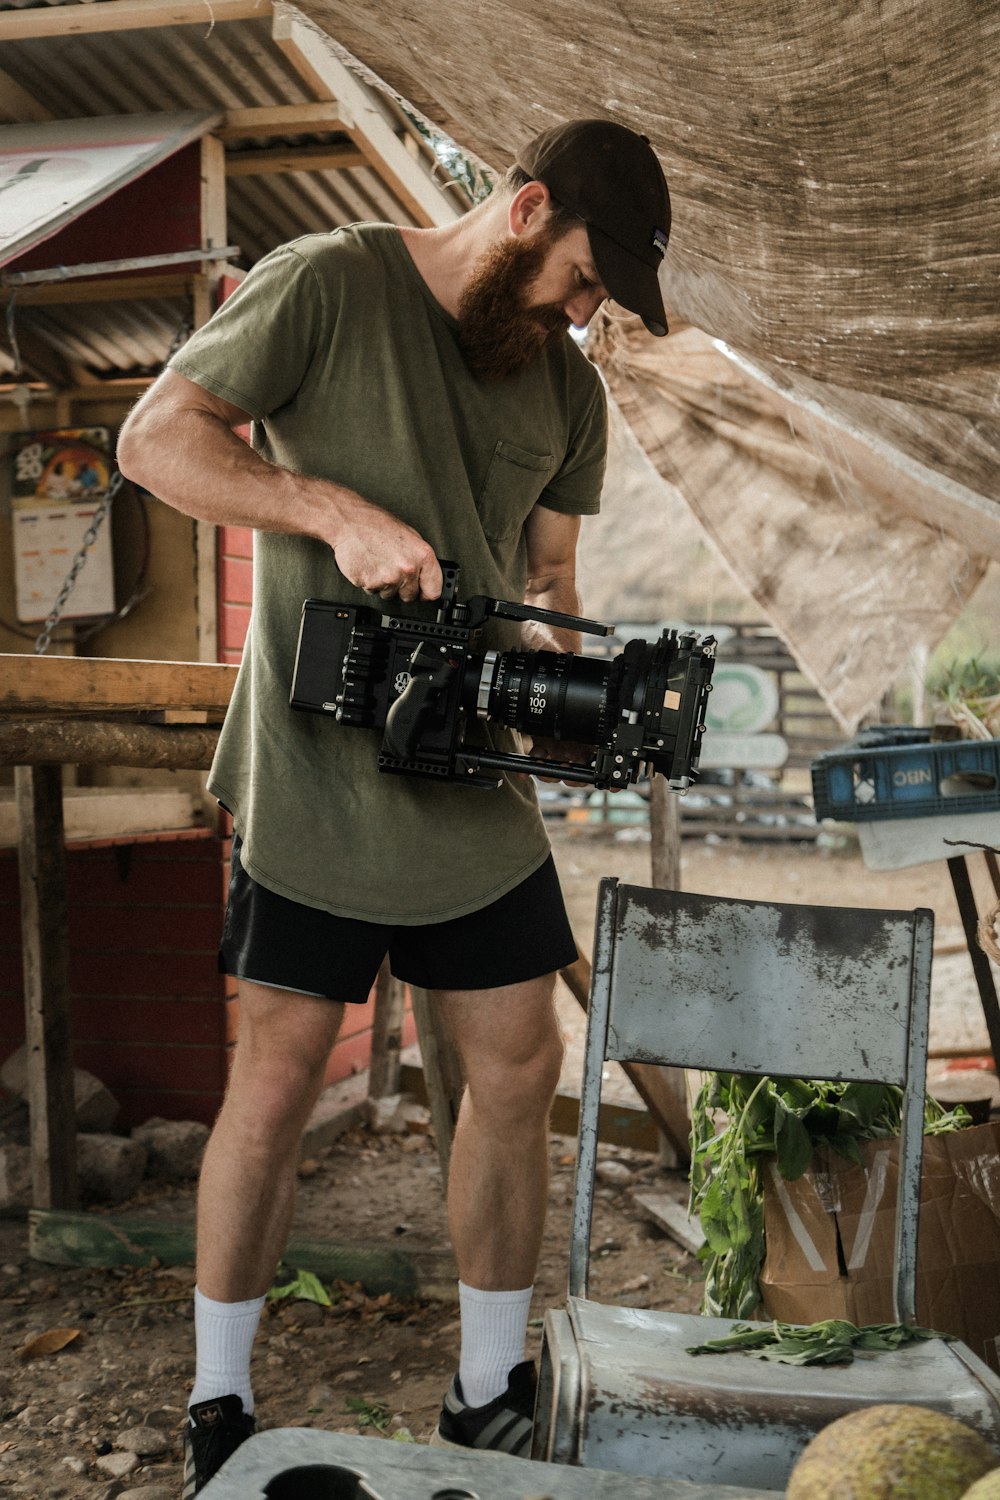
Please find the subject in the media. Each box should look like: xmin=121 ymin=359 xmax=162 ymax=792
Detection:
xmin=811 ymin=734 xmax=1000 ymax=822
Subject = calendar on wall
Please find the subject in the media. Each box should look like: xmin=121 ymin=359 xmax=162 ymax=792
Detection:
xmin=9 ymin=427 xmax=116 ymax=623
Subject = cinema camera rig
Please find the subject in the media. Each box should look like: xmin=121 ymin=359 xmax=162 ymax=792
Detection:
xmin=290 ymin=561 xmax=715 ymax=792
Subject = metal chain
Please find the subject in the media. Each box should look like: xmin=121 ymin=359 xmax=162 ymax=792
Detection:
xmin=33 ymin=471 xmax=124 ymax=655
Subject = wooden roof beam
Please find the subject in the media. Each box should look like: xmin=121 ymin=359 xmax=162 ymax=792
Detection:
xmin=0 ymin=274 xmax=211 ymax=307
xmin=0 ymin=67 xmax=53 ymax=122
xmin=271 ymin=11 xmax=462 ymax=229
xmin=0 ymin=0 xmax=268 ymax=41
xmin=0 ymin=318 xmax=73 ymax=389
xmin=218 ymin=102 xmax=349 ymax=139
xmin=225 ymin=142 xmax=366 ymax=175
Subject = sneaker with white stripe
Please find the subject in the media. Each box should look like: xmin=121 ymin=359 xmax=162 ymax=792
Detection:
xmin=431 ymin=1360 xmax=536 ymax=1457
xmin=181 ymin=1394 xmax=256 ymax=1497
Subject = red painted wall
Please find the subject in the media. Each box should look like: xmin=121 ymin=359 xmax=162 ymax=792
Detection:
xmin=9 ymin=143 xmax=206 ymax=278
xmin=0 ymin=834 xmax=229 ymax=1128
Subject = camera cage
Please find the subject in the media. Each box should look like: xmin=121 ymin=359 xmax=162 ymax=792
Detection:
xmin=290 ymin=560 xmax=715 ymax=792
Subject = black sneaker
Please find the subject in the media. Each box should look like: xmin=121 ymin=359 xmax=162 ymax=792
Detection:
xmin=182 ymin=1395 xmax=256 ymax=1497
xmin=433 ymin=1360 xmax=536 ymax=1457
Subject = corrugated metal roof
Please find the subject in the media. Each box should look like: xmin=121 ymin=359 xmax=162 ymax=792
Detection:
xmin=0 ymin=9 xmax=464 ymax=386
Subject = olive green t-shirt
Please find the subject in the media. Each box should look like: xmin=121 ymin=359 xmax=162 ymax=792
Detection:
xmin=170 ymin=225 xmax=607 ymax=922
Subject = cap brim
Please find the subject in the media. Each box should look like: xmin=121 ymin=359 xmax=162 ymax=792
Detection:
xmin=587 ymin=223 xmax=669 ymax=337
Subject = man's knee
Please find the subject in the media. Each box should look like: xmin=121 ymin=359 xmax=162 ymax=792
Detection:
xmin=223 ymin=986 xmax=344 ymax=1139
xmin=465 ymin=1017 xmax=564 ymax=1123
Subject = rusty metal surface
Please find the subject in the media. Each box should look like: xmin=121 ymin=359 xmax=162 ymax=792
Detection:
xmin=199 ymin=1423 xmax=783 ymax=1498
xmin=549 ymin=877 xmax=1000 ymax=1489
xmin=569 ymin=877 xmax=933 ymax=1321
xmin=607 ymin=884 xmax=927 ymax=1081
xmin=538 ymin=1299 xmax=1000 ymax=1489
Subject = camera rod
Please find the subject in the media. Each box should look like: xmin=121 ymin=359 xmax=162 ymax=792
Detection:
xmin=458 ymin=748 xmax=601 ymax=784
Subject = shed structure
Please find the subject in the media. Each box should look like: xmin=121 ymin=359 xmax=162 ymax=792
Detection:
xmin=0 ymin=0 xmax=467 ymax=1135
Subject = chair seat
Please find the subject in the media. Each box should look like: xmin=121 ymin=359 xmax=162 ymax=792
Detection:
xmin=200 ymin=1423 xmax=783 ymax=1499
xmin=534 ymin=1298 xmax=1000 ymax=1491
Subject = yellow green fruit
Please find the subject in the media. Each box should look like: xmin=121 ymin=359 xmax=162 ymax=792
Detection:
xmin=786 ymin=1404 xmax=998 ymax=1500
xmin=962 ymin=1471 xmax=1000 ymax=1499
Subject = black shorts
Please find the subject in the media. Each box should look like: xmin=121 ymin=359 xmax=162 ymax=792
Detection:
xmin=219 ymin=837 xmax=577 ymax=1003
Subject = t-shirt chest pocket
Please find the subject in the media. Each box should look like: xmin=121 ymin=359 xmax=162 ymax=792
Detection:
xmin=476 ymin=439 xmax=556 ymax=541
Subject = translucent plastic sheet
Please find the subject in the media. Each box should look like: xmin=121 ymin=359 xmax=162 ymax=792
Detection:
xmin=294 ymin=0 xmax=999 ymax=721
xmin=298 ymin=0 xmax=999 ymax=509
xmin=590 ymin=317 xmax=986 ymax=731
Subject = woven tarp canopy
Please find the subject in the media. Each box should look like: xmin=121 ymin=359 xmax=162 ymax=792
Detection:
xmin=297 ymin=0 xmax=999 ymax=725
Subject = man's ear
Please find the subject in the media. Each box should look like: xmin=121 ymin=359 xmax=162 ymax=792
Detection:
xmin=508 ymin=180 xmax=552 ymax=238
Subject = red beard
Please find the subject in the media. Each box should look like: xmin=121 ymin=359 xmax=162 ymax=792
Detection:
xmin=456 ymin=228 xmax=571 ymax=381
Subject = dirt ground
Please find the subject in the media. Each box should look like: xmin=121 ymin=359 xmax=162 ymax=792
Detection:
xmin=0 ymin=824 xmax=994 ymax=1498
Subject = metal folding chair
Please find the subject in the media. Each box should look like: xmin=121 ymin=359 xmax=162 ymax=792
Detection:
xmin=533 ymin=878 xmax=1000 ymax=1489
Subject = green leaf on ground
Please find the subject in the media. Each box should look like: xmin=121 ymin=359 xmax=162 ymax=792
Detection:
xmin=266 ymin=1267 xmax=332 ymax=1307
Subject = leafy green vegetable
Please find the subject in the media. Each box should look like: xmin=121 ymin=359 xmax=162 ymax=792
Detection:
xmin=686 ymin=1317 xmax=943 ymax=1365
xmin=689 ymin=1075 xmax=971 ymax=1319
xmin=266 ymin=1266 xmax=332 ymax=1307
xmin=345 ymin=1396 xmax=392 ymax=1430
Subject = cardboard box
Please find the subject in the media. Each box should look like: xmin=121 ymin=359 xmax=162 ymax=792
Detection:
xmin=759 ymin=1121 xmax=1000 ymax=1372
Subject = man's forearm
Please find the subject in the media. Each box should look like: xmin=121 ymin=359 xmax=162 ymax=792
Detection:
xmin=117 ymin=399 xmax=350 ymax=545
xmin=521 ymin=572 xmax=583 ymax=654
xmin=116 ymin=376 xmax=442 ymax=601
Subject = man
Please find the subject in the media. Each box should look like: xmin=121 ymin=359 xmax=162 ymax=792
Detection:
xmin=116 ymin=116 xmax=671 ymax=1496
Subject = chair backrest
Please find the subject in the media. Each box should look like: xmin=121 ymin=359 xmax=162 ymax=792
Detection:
xmin=570 ymin=878 xmax=934 ymax=1321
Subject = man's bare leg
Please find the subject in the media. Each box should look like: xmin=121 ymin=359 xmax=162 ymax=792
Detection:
xmin=434 ymin=973 xmax=564 ymax=1413
xmin=190 ymin=978 xmax=344 ymax=1419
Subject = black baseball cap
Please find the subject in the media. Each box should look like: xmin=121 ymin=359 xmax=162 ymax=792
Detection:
xmin=515 ymin=118 xmax=671 ymax=336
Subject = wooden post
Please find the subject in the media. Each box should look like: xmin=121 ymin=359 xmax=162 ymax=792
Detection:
xmin=409 ymin=987 xmax=465 ymax=1189
xmin=650 ymin=776 xmax=681 ymax=890
xmin=948 ymin=855 xmax=1000 ymax=1077
xmin=15 ymin=764 xmax=78 ymax=1210
xmin=367 ymin=959 xmax=407 ymax=1100
xmin=648 ymin=776 xmax=688 ymax=1168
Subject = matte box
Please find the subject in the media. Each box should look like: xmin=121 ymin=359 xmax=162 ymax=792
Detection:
xmin=759 ymin=1122 xmax=1000 ymax=1372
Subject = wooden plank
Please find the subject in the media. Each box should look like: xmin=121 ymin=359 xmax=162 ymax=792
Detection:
xmin=0 ymin=653 xmax=236 ymax=715
xmin=368 ymin=961 xmax=407 ymax=1101
xmin=650 ymin=777 xmax=680 ymax=890
xmin=678 ymin=819 xmax=820 ymax=841
xmin=649 ymin=779 xmax=687 ymax=1170
xmin=0 ymin=717 xmax=219 ymax=769
xmin=272 ymin=11 xmax=463 ymax=228
xmin=0 ymin=0 xmax=267 ymax=40
xmin=16 ymin=765 xmax=78 ymax=1210
xmin=1 ymin=787 xmax=199 ymax=846
xmin=219 ymin=103 xmax=349 ymax=138
xmin=0 ymin=65 xmax=54 ymax=122
xmin=226 ymin=143 xmax=367 ymax=175
xmin=29 ymin=1210 xmax=458 ymax=1299
xmin=0 ymin=274 xmax=201 ymax=307
xmin=633 ymin=1191 xmax=705 ymax=1256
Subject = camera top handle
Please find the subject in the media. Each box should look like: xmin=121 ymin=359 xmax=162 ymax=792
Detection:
xmin=434 ymin=558 xmax=615 ymax=641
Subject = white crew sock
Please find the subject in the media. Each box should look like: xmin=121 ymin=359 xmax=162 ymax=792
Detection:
xmin=458 ymin=1281 xmax=534 ymax=1409
xmin=189 ymin=1287 xmax=266 ymax=1417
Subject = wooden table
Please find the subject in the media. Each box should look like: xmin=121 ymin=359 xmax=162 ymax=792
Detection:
xmin=1 ymin=652 xmax=236 ymax=1211
xmin=1 ymin=650 xmax=693 ymax=1238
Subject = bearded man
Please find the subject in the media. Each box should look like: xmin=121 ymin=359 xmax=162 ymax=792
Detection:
xmin=117 ymin=117 xmax=671 ymax=1497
